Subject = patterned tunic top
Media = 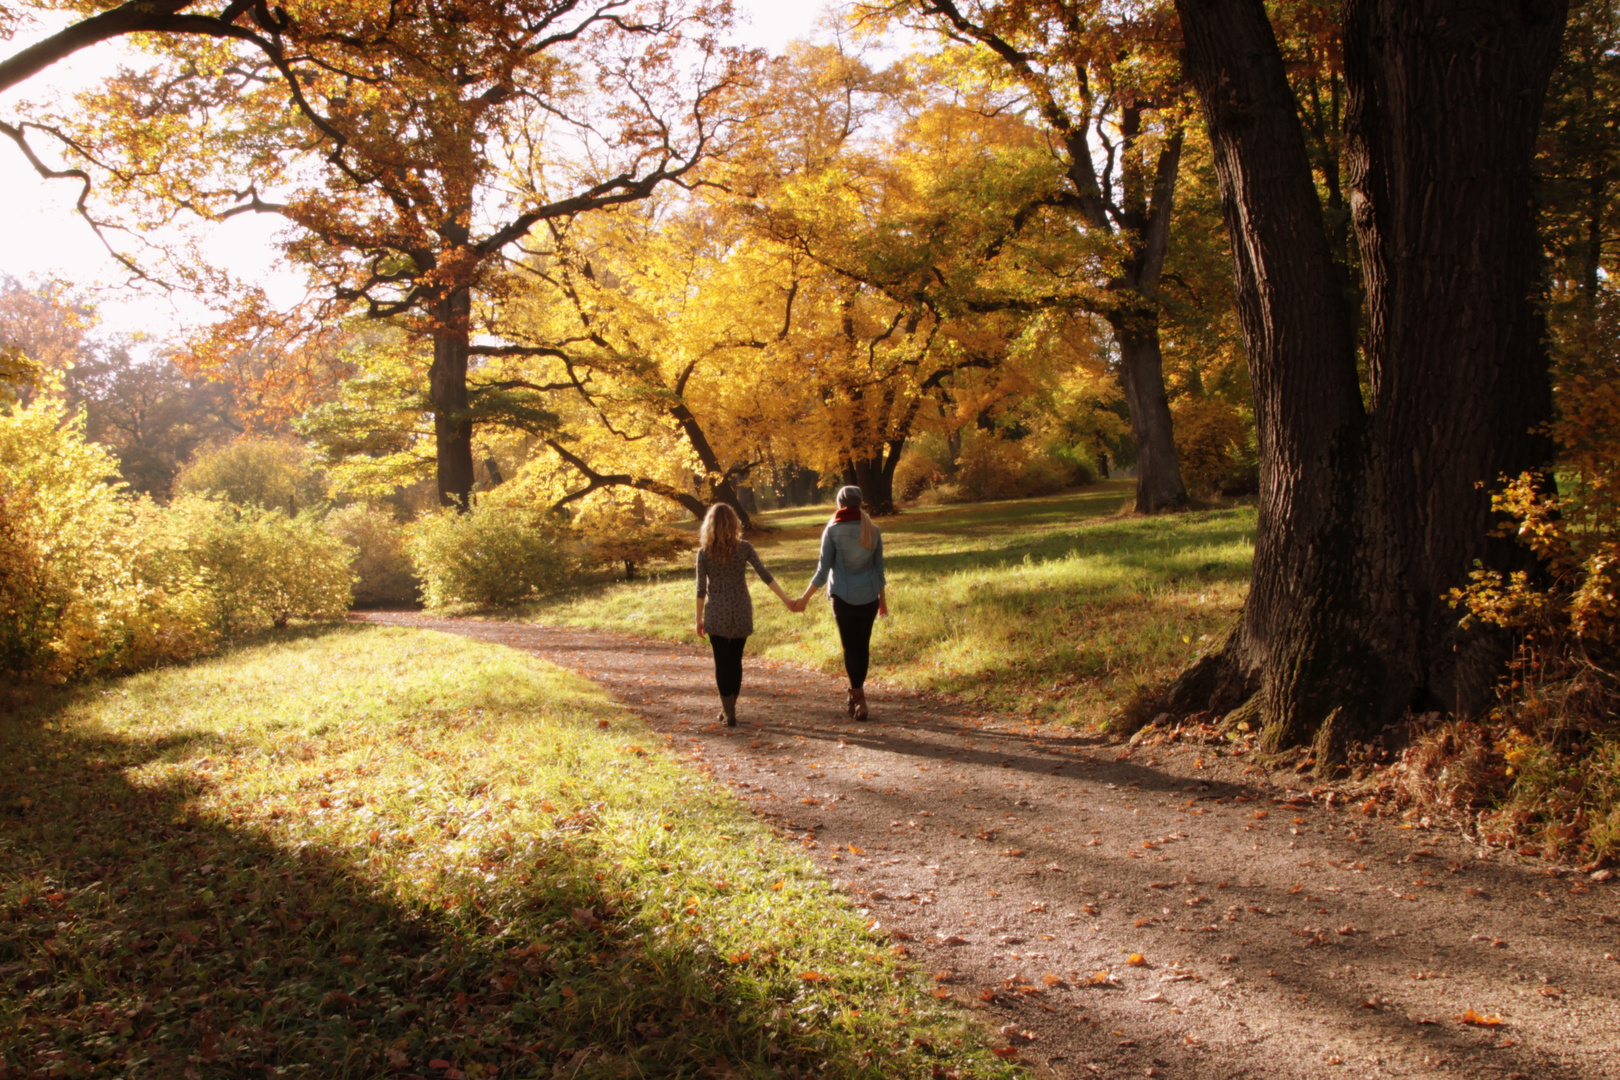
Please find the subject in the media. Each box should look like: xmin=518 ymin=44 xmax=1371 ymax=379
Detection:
xmin=695 ymin=541 xmax=775 ymax=638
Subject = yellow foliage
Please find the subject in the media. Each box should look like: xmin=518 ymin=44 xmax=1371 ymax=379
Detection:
xmin=1170 ymin=397 xmax=1256 ymax=497
xmin=0 ymin=397 xmax=216 ymax=681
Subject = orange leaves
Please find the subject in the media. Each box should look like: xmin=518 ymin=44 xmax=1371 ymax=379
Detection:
xmin=798 ymin=971 xmax=831 ymax=983
xmin=1126 ymin=953 xmax=1147 ymax=967
xmin=1456 ymin=1009 xmax=1505 ymax=1027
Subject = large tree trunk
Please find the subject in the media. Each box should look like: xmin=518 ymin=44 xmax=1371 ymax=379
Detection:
xmin=1165 ymin=0 xmax=1565 ymax=758
xmin=429 ymin=286 xmax=476 ymax=511
xmin=849 ymin=439 xmax=904 ymax=515
xmin=1346 ymin=0 xmax=1564 ymax=717
xmin=1108 ymin=310 xmax=1190 ymax=513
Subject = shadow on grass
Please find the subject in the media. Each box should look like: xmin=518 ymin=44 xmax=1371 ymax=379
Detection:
xmin=0 ymin=633 xmax=975 ymax=1080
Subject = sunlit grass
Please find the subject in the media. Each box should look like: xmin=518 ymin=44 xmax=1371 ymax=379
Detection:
xmin=523 ymin=483 xmax=1256 ymax=726
xmin=0 ymin=627 xmax=1018 ymax=1079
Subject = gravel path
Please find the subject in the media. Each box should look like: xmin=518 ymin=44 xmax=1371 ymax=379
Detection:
xmin=362 ymin=612 xmax=1620 ymax=1080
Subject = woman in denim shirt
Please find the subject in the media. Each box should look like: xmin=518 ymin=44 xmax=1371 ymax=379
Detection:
xmin=796 ymin=486 xmax=888 ymax=720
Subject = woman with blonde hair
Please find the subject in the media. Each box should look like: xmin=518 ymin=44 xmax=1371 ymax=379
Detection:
xmin=795 ymin=485 xmax=888 ymax=721
xmin=694 ymin=502 xmax=798 ymax=727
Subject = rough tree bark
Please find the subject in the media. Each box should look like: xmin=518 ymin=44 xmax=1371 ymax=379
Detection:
xmin=1164 ymin=0 xmax=1566 ymax=759
xmin=428 ymin=286 xmax=477 ymax=510
xmin=845 ymin=441 xmax=905 ymax=515
xmin=1108 ymin=308 xmax=1187 ymax=514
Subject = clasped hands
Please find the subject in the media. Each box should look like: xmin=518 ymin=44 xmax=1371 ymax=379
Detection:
xmin=783 ymin=595 xmax=808 ymax=614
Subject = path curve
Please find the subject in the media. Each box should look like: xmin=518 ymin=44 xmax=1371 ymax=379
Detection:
xmin=362 ymin=612 xmax=1620 ymax=1080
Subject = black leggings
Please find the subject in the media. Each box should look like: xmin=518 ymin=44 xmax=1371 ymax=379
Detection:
xmin=709 ymin=635 xmax=747 ymax=697
xmin=832 ymin=596 xmax=880 ymax=690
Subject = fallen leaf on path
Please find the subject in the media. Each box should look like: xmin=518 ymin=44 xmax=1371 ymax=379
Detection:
xmin=1127 ymin=953 xmax=1147 ymax=966
xmin=1139 ymin=992 xmax=1167 ymax=1003
xmin=1456 ymin=1010 xmax=1504 ymax=1026
xmin=798 ymin=971 xmax=831 ymax=982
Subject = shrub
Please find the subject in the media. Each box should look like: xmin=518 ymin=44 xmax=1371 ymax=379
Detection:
xmin=576 ymin=503 xmax=696 ymax=580
xmin=948 ymin=432 xmax=1081 ymax=503
xmin=168 ymin=496 xmax=354 ymax=634
xmin=1431 ymin=472 xmax=1620 ymax=862
xmin=1170 ymin=397 xmax=1257 ymax=497
xmin=0 ymin=398 xmax=216 ymax=682
xmin=893 ymin=446 xmax=948 ymax=502
xmin=410 ymin=505 xmax=573 ymax=607
xmin=325 ymin=503 xmax=419 ymax=606
xmin=176 ymin=438 xmax=326 ymax=514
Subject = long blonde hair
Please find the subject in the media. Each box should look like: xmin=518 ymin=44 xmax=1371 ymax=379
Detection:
xmin=832 ymin=485 xmax=878 ymax=550
xmin=700 ymin=502 xmax=741 ymax=561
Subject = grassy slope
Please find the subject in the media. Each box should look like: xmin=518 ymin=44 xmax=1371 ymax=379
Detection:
xmin=0 ymin=627 xmax=1018 ymax=1080
xmin=526 ymin=483 xmax=1256 ymax=726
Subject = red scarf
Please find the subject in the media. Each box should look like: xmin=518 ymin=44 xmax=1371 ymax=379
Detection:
xmin=832 ymin=507 xmax=863 ymax=525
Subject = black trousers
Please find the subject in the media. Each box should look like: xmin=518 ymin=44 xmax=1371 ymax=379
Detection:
xmin=708 ymin=635 xmax=747 ymax=697
xmin=832 ymin=596 xmax=880 ymax=690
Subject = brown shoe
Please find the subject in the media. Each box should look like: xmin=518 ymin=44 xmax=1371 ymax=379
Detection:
xmin=721 ymin=695 xmax=738 ymax=727
xmin=851 ymin=688 xmax=868 ymax=722
xmin=845 ymin=689 xmax=858 ymax=718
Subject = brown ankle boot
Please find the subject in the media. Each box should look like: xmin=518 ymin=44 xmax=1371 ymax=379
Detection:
xmin=721 ymin=695 xmax=738 ymax=727
xmin=851 ymin=688 xmax=868 ymax=721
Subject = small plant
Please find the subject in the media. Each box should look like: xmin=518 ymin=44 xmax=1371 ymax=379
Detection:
xmin=1171 ymin=397 xmax=1258 ymax=497
xmin=1436 ymin=472 xmax=1620 ymax=861
xmin=325 ymin=503 xmax=418 ymax=605
xmin=410 ymin=504 xmax=573 ymax=607
xmin=576 ymin=502 xmax=695 ymax=580
xmin=177 ymin=496 xmax=356 ymax=633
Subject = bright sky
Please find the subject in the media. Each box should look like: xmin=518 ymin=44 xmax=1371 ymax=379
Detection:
xmin=0 ymin=0 xmax=845 ymax=340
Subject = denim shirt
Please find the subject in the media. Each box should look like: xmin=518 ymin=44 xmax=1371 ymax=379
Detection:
xmin=809 ymin=521 xmax=886 ymax=605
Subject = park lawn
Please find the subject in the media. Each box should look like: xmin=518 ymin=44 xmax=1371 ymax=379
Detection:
xmin=0 ymin=626 xmax=1020 ymax=1080
xmin=525 ymin=483 xmax=1257 ymax=727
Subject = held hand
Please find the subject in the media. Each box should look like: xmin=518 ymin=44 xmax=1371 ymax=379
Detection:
xmin=877 ymin=600 xmax=888 ymax=618
xmin=695 ymin=620 xmax=705 ymax=636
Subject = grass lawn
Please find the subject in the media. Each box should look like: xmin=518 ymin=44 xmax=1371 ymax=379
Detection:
xmin=0 ymin=627 xmax=1019 ymax=1079
xmin=524 ymin=483 xmax=1257 ymax=727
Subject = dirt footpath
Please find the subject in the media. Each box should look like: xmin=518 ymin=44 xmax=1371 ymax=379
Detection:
xmin=363 ymin=613 xmax=1620 ymax=1080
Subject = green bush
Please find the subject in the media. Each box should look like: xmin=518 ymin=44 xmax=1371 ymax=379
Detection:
xmin=409 ymin=505 xmax=573 ymax=607
xmin=176 ymin=438 xmax=326 ymax=513
xmin=0 ymin=398 xmax=217 ymax=682
xmin=175 ymin=496 xmax=355 ymax=634
xmin=325 ymin=503 xmax=418 ymax=606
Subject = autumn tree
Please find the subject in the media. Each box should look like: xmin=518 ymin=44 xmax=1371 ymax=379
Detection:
xmin=739 ymin=41 xmax=1109 ymax=512
xmin=17 ymin=0 xmax=753 ymax=510
xmin=1161 ymin=0 xmax=1568 ymax=759
xmin=861 ymin=0 xmax=1193 ymax=513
